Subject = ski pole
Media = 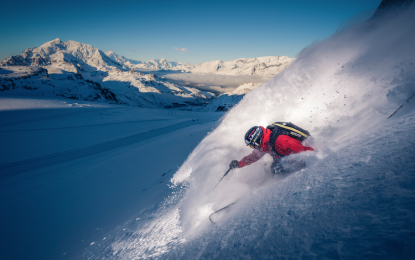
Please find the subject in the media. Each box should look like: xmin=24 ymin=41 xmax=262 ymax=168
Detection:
xmin=212 ymin=167 xmax=232 ymax=190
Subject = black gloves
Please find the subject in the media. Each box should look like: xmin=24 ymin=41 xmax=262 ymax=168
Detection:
xmin=229 ymin=160 xmax=240 ymax=169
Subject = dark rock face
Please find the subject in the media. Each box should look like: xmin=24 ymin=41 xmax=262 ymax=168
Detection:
xmin=378 ymin=0 xmax=414 ymax=9
xmin=371 ymin=0 xmax=414 ymax=19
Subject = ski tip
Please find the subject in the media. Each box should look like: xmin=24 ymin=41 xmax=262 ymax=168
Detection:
xmin=209 ymin=213 xmax=216 ymax=224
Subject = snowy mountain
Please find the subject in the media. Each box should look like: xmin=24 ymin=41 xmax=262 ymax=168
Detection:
xmin=191 ymin=56 xmax=295 ymax=77
xmin=105 ymin=51 xmax=193 ymax=71
xmin=200 ymin=82 xmax=263 ymax=112
xmin=0 ymin=39 xmax=214 ymax=109
xmin=0 ymin=38 xmax=122 ymax=73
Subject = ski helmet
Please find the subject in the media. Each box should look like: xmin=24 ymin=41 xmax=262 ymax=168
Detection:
xmin=245 ymin=126 xmax=263 ymax=149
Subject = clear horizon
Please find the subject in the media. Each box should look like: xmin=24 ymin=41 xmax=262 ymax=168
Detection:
xmin=1 ymin=0 xmax=382 ymax=65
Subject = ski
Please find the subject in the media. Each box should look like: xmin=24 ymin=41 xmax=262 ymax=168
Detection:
xmin=209 ymin=201 xmax=238 ymax=224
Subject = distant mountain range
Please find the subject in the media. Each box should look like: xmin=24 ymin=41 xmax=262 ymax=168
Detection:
xmin=190 ymin=56 xmax=294 ymax=77
xmin=1 ymin=38 xmax=294 ymax=110
xmin=105 ymin=51 xmax=193 ymax=71
xmin=105 ymin=51 xmax=295 ymax=77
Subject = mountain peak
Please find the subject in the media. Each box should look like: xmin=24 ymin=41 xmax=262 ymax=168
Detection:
xmin=0 ymin=38 xmax=123 ymax=70
xmin=52 ymin=38 xmax=62 ymax=44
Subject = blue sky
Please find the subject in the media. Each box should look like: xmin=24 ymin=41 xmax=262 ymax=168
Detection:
xmin=1 ymin=0 xmax=382 ymax=64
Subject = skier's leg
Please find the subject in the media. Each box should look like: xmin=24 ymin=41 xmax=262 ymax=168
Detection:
xmin=287 ymin=159 xmax=306 ymax=172
xmin=271 ymin=159 xmax=285 ymax=175
xmin=272 ymin=158 xmax=306 ymax=175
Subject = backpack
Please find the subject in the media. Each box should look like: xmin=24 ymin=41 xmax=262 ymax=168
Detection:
xmin=266 ymin=122 xmax=310 ymax=157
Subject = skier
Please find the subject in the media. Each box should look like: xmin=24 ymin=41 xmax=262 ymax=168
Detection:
xmin=229 ymin=122 xmax=314 ymax=174
xmin=210 ymin=123 xmax=315 ymax=223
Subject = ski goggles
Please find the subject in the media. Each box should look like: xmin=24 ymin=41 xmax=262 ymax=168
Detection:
xmin=247 ymin=142 xmax=260 ymax=149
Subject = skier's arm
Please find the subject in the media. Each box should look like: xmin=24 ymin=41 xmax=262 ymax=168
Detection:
xmin=238 ymin=149 xmax=266 ymax=168
xmin=274 ymin=135 xmax=314 ymax=156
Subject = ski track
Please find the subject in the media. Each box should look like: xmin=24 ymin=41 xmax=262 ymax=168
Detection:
xmin=0 ymin=120 xmax=198 ymax=180
xmin=0 ymin=108 xmax=101 ymax=127
xmin=0 ymin=118 xmax=177 ymax=133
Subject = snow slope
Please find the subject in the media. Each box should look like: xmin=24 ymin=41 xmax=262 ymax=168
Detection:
xmin=0 ymin=97 xmax=223 ymax=260
xmin=81 ymin=2 xmax=415 ymax=259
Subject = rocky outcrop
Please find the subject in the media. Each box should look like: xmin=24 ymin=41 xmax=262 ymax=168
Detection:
xmin=369 ymin=0 xmax=414 ymax=21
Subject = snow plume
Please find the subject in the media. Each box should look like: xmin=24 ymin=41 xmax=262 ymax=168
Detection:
xmin=172 ymin=4 xmax=415 ymax=238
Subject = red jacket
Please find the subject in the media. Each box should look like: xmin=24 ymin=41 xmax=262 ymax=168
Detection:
xmin=238 ymin=127 xmax=314 ymax=168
